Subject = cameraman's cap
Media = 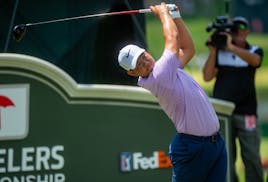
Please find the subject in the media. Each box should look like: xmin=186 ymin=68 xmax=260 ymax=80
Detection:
xmin=118 ymin=44 xmax=145 ymax=71
xmin=232 ymin=16 xmax=249 ymax=29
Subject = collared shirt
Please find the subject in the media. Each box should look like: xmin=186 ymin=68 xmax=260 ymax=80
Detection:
xmin=214 ymin=42 xmax=263 ymax=115
xmin=138 ymin=49 xmax=219 ymax=136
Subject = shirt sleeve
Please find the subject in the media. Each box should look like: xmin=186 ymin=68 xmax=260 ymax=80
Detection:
xmin=254 ymin=47 xmax=263 ymax=68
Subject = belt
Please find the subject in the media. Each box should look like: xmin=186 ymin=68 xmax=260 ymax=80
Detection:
xmin=178 ymin=132 xmax=220 ymax=142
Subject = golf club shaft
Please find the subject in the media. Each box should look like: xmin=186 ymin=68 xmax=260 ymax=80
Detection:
xmin=26 ymin=9 xmax=151 ymax=27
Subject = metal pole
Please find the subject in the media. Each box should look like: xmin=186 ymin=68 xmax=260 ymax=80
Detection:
xmin=4 ymin=0 xmax=19 ymax=52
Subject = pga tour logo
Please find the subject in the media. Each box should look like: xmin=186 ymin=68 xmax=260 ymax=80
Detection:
xmin=120 ymin=151 xmax=172 ymax=172
xmin=120 ymin=152 xmax=133 ymax=172
xmin=0 ymin=84 xmax=29 ymax=140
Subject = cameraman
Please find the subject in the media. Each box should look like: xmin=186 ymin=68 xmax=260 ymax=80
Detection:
xmin=203 ymin=16 xmax=264 ymax=182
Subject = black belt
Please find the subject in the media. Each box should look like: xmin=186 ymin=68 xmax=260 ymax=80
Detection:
xmin=178 ymin=132 xmax=220 ymax=142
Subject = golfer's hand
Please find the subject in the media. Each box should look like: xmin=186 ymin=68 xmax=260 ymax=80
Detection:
xmin=167 ymin=4 xmax=181 ymax=19
xmin=150 ymin=3 xmax=170 ymax=18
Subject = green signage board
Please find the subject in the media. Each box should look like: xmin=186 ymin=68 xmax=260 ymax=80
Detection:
xmin=0 ymin=53 xmax=234 ymax=181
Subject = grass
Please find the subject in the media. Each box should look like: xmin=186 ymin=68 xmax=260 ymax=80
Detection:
xmin=146 ymin=15 xmax=268 ymax=66
xmin=145 ymin=15 xmax=268 ymax=97
xmin=145 ymin=15 xmax=268 ymax=181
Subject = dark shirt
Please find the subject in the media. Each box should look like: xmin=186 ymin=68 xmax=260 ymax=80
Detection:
xmin=213 ymin=43 xmax=263 ymax=115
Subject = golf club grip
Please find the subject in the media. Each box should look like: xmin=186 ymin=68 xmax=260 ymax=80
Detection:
xmin=138 ymin=9 xmax=152 ymax=14
xmin=109 ymin=9 xmax=151 ymax=15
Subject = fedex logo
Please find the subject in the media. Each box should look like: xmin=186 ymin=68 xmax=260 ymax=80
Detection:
xmin=120 ymin=151 xmax=172 ymax=172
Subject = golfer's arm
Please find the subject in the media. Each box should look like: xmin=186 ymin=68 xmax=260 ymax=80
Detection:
xmin=158 ymin=11 xmax=180 ymax=54
xmin=173 ymin=18 xmax=195 ymax=66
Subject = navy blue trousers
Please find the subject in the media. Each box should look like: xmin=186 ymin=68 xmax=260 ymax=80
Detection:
xmin=169 ymin=132 xmax=227 ymax=182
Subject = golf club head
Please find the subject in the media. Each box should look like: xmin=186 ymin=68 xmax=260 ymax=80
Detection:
xmin=13 ymin=24 xmax=27 ymax=42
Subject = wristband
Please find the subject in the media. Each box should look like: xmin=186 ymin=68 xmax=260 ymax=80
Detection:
xmin=167 ymin=4 xmax=181 ymax=19
xmin=169 ymin=10 xmax=181 ymax=19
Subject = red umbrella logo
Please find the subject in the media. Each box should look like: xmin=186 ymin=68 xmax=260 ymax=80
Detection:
xmin=0 ymin=95 xmax=15 ymax=129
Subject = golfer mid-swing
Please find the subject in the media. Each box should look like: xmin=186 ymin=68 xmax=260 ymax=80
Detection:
xmin=118 ymin=3 xmax=227 ymax=182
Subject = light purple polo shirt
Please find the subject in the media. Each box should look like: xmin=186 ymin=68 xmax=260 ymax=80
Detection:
xmin=138 ymin=49 xmax=219 ymax=136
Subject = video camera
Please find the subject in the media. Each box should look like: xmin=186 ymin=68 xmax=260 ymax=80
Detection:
xmin=205 ymin=16 xmax=235 ymax=49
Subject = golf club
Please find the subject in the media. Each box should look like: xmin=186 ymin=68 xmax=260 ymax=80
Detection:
xmin=13 ymin=8 xmax=152 ymax=42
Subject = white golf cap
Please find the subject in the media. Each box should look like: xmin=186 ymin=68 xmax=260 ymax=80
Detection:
xmin=118 ymin=44 xmax=145 ymax=71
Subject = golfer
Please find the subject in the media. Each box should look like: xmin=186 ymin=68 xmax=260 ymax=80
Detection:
xmin=118 ymin=3 xmax=227 ymax=182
